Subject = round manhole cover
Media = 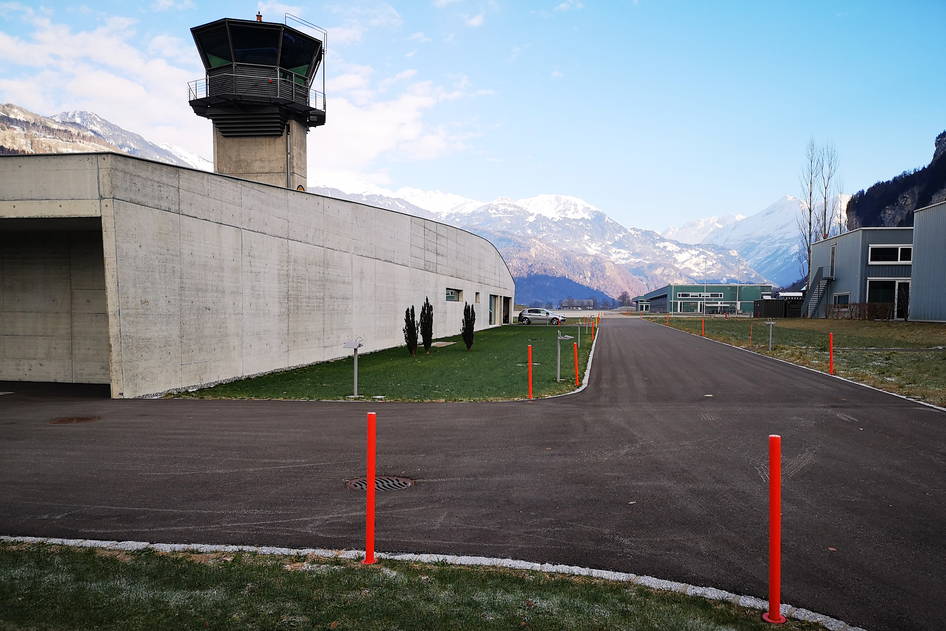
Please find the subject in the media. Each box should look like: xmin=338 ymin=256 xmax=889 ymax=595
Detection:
xmin=346 ymin=476 xmax=414 ymax=491
xmin=50 ymin=416 xmax=100 ymax=425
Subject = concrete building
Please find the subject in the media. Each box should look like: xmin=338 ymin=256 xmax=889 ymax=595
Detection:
xmin=0 ymin=153 xmax=515 ymax=397
xmin=634 ymin=283 xmax=773 ymax=315
xmin=909 ymin=200 xmax=946 ymax=322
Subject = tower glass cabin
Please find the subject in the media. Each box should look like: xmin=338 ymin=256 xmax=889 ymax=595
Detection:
xmin=187 ymin=15 xmax=326 ymax=190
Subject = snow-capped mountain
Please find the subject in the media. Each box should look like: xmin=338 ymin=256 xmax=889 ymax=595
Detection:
xmin=389 ymin=187 xmax=482 ymax=215
xmin=440 ymin=196 xmax=767 ymax=298
xmin=0 ymin=103 xmax=115 ymax=154
xmin=52 ymin=110 xmax=212 ymax=171
xmin=662 ymin=213 xmax=745 ymax=244
xmin=310 ymin=186 xmax=437 ymax=220
xmin=701 ymin=194 xmax=850 ymax=287
xmin=0 ymin=104 xmax=211 ymax=170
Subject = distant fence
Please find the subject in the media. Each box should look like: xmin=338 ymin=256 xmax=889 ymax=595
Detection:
xmin=754 ymin=299 xmax=802 ymax=318
xmin=827 ymin=303 xmax=894 ymax=320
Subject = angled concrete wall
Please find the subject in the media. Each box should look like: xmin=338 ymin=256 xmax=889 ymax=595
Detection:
xmin=0 ymin=153 xmax=514 ymax=397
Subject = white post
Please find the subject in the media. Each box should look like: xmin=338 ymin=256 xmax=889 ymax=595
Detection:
xmin=556 ymin=329 xmax=561 ymax=382
xmin=353 ymin=347 xmax=359 ymax=397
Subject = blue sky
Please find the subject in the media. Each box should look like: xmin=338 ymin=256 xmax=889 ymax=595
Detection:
xmin=1 ymin=0 xmax=944 ymax=231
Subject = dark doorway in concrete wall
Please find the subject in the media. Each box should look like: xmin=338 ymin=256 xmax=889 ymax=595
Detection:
xmin=0 ymin=218 xmax=110 ymax=391
xmin=502 ymin=296 xmax=511 ymax=324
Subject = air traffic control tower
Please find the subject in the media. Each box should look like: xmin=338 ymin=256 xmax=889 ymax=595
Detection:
xmin=187 ymin=13 xmax=326 ymax=190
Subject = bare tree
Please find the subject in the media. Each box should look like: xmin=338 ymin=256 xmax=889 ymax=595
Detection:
xmin=818 ymin=143 xmax=839 ymax=239
xmin=798 ymin=138 xmax=821 ymax=280
xmin=835 ymin=177 xmax=846 ymax=237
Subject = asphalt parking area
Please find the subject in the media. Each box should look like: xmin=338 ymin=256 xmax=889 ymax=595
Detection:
xmin=1 ymin=318 xmax=943 ymax=631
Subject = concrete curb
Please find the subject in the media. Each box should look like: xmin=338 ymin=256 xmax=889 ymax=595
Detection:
xmin=0 ymin=535 xmax=867 ymax=630
xmin=646 ymin=319 xmax=946 ymax=414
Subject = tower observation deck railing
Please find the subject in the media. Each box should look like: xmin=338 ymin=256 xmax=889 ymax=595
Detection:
xmin=187 ymin=63 xmax=326 ymax=114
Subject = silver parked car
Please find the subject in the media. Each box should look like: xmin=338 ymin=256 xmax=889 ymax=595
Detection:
xmin=518 ymin=308 xmax=568 ymax=325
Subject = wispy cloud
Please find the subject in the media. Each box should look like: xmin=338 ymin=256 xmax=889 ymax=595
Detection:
xmin=0 ymin=11 xmax=207 ymax=158
xmin=433 ymin=0 xmax=462 ymax=7
xmin=256 ymin=1 xmax=304 ymax=19
xmin=150 ymin=0 xmax=195 ymax=11
xmin=408 ymin=31 xmax=432 ymax=43
xmin=314 ymin=64 xmax=493 ymax=189
xmin=553 ymin=0 xmax=584 ymax=11
xmin=464 ymin=13 xmax=485 ymax=27
xmin=551 ymin=69 xmax=564 ymax=79
xmin=325 ymin=2 xmax=403 ymax=45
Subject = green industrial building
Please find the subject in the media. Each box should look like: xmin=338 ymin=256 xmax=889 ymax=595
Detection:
xmin=634 ymin=283 xmax=773 ymax=314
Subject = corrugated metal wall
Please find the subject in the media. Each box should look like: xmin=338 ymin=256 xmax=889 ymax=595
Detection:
xmin=910 ymin=201 xmax=946 ymax=321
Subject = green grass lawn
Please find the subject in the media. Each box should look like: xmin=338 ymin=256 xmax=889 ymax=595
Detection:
xmin=647 ymin=316 xmax=946 ymax=407
xmin=0 ymin=543 xmax=830 ymax=631
xmin=177 ymin=324 xmax=594 ymax=402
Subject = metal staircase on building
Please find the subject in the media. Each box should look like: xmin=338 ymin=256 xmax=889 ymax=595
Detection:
xmin=802 ymin=266 xmax=832 ymax=318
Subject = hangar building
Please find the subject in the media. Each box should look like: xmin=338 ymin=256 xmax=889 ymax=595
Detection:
xmin=634 ymin=283 xmax=773 ymax=315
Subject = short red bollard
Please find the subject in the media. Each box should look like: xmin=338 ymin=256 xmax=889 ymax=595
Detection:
xmin=527 ymin=345 xmax=534 ymax=400
xmin=573 ymin=342 xmax=579 ymax=386
xmin=828 ymin=332 xmax=835 ymax=375
xmin=363 ymin=412 xmax=377 ymax=565
xmin=701 ymin=319 xmax=705 ymax=336
xmin=749 ymin=323 xmax=753 ymax=346
xmin=763 ymin=434 xmax=787 ymax=624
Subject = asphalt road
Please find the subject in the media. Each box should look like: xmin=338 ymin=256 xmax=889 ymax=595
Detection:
xmin=1 ymin=317 xmax=943 ymax=631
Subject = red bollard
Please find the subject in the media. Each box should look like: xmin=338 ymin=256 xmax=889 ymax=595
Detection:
xmin=573 ymin=342 xmax=579 ymax=386
xmin=363 ymin=412 xmax=377 ymax=565
xmin=527 ymin=345 xmax=533 ymax=400
xmin=701 ymin=319 xmax=705 ymax=337
xmin=749 ymin=323 xmax=753 ymax=347
xmin=829 ymin=333 xmax=835 ymax=375
xmin=763 ymin=435 xmax=786 ymax=624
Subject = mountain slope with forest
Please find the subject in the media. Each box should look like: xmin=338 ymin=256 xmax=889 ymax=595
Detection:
xmin=846 ymin=131 xmax=946 ymax=228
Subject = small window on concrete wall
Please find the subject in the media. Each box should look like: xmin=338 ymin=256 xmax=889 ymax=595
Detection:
xmin=446 ymin=288 xmax=462 ymax=302
xmin=475 ymin=292 xmax=480 ymax=303
xmin=833 ymin=293 xmax=850 ymax=305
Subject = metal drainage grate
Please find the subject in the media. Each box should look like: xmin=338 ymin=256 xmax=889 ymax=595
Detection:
xmin=50 ymin=416 xmax=100 ymax=425
xmin=346 ymin=476 xmax=414 ymax=492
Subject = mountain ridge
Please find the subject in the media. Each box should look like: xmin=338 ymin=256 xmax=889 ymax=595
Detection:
xmin=845 ymin=131 xmax=946 ymax=228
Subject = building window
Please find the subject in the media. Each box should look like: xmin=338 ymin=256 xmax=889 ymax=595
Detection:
xmin=832 ymin=293 xmax=850 ymax=305
xmin=446 ymin=288 xmax=462 ymax=302
xmin=475 ymin=292 xmax=480 ymax=303
xmin=677 ymin=292 xmax=723 ymax=299
xmin=868 ymin=245 xmax=912 ymax=264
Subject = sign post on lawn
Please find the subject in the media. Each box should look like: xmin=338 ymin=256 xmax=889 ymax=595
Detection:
xmin=557 ymin=329 xmax=574 ymax=382
xmin=765 ymin=321 xmax=775 ymax=351
xmin=344 ymin=338 xmax=364 ymax=398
